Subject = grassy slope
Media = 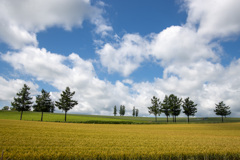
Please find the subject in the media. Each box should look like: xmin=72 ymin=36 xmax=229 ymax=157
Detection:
xmin=1 ymin=110 xmax=240 ymax=124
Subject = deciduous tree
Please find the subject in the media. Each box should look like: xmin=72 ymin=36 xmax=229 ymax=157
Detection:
xmin=214 ymin=101 xmax=231 ymax=122
xmin=148 ymin=96 xmax=161 ymax=122
xmin=55 ymin=87 xmax=78 ymax=122
xmin=182 ymin=97 xmax=197 ymax=123
xmin=11 ymin=84 xmax=33 ymax=120
xmin=132 ymin=106 xmax=135 ymax=117
xmin=119 ymin=105 xmax=125 ymax=116
xmin=136 ymin=109 xmax=139 ymax=117
xmin=113 ymin=105 xmax=117 ymax=116
xmin=161 ymin=95 xmax=171 ymax=123
xmin=2 ymin=106 xmax=9 ymax=110
xmin=168 ymin=94 xmax=182 ymax=123
xmin=33 ymin=89 xmax=55 ymax=121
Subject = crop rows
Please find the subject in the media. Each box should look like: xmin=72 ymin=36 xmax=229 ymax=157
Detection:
xmin=1 ymin=119 xmax=240 ymax=159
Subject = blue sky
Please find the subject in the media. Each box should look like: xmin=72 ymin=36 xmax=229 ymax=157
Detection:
xmin=0 ymin=0 xmax=240 ymax=117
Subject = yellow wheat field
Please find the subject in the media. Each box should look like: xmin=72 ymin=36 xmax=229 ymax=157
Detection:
xmin=0 ymin=119 xmax=240 ymax=159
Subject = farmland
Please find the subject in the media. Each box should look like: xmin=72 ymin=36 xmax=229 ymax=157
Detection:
xmin=1 ymin=119 xmax=240 ymax=159
xmin=1 ymin=110 xmax=240 ymax=124
xmin=1 ymin=111 xmax=240 ymax=159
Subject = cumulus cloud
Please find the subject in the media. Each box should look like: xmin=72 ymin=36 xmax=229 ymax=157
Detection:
xmin=1 ymin=45 xmax=240 ymax=116
xmin=97 ymin=26 xmax=219 ymax=76
xmin=97 ymin=34 xmax=149 ymax=77
xmin=0 ymin=77 xmax=38 ymax=101
xmin=94 ymin=0 xmax=240 ymax=116
xmin=0 ymin=0 xmax=112 ymax=49
xmin=1 ymin=46 xmax=135 ymax=115
xmin=184 ymin=0 xmax=240 ymax=39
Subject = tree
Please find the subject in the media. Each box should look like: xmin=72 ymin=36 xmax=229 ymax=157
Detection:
xmin=161 ymin=95 xmax=171 ymax=123
xmin=168 ymin=94 xmax=182 ymax=123
xmin=148 ymin=96 xmax=161 ymax=122
xmin=132 ymin=106 xmax=136 ymax=117
xmin=113 ymin=105 xmax=117 ymax=116
xmin=119 ymin=105 xmax=125 ymax=116
xmin=2 ymin=106 xmax=9 ymax=110
xmin=55 ymin=87 xmax=78 ymax=122
xmin=182 ymin=97 xmax=197 ymax=123
xmin=11 ymin=84 xmax=33 ymax=120
xmin=136 ymin=109 xmax=139 ymax=117
xmin=214 ymin=101 xmax=231 ymax=122
xmin=33 ymin=89 xmax=55 ymax=121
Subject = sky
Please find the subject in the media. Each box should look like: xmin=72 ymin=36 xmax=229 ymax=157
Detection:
xmin=0 ymin=0 xmax=240 ymax=117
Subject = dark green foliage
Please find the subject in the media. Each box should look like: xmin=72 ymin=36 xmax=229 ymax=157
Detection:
xmin=214 ymin=101 xmax=231 ymax=122
xmin=182 ymin=97 xmax=197 ymax=123
xmin=33 ymin=89 xmax=55 ymax=121
xmin=10 ymin=107 xmax=16 ymax=111
xmin=55 ymin=87 xmax=78 ymax=122
xmin=113 ymin=105 xmax=117 ymax=116
xmin=161 ymin=95 xmax=171 ymax=122
xmin=11 ymin=84 xmax=33 ymax=120
xmin=148 ymin=96 xmax=161 ymax=122
xmin=136 ymin=109 xmax=139 ymax=117
xmin=132 ymin=106 xmax=135 ymax=117
xmin=168 ymin=94 xmax=182 ymax=123
xmin=2 ymin=106 xmax=9 ymax=110
xmin=119 ymin=105 xmax=125 ymax=116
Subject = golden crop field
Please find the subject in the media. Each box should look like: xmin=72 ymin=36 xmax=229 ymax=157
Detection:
xmin=1 ymin=119 xmax=240 ymax=160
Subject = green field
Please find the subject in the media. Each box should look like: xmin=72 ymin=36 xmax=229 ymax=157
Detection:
xmin=1 ymin=110 xmax=240 ymax=124
xmin=1 ymin=119 xmax=240 ymax=159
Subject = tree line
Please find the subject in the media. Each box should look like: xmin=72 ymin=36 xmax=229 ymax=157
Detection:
xmin=6 ymin=84 xmax=231 ymax=123
xmin=113 ymin=105 xmax=139 ymax=117
xmin=148 ymin=94 xmax=231 ymax=123
xmin=10 ymin=84 xmax=78 ymax=122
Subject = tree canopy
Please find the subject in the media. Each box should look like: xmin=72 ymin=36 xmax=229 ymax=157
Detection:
xmin=168 ymin=94 xmax=182 ymax=123
xmin=113 ymin=105 xmax=117 ymax=116
xmin=214 ymin=101 xmax=231 ymax=122
xmin=33 ymin=89 xmax=55 ymax=121
xmin=161 ymin=95 xmax=171 ymax=122
xmin=132 ymin=106 xmax=136 ymax=117
xmin=148 ymin=96 xmax=161 ymax=122
xmin=55 ymin=87 xmax=78 ymax=122
xmin=119 ymin=105 xmax=125 ymax=116
xmin=11 ymin=84 xmax=33 ymax=120
xmin=182 ymin=97 xmax=197 ymax=123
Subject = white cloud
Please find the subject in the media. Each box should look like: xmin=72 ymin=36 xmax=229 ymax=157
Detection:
xmin=0 ymin=77 xmax=38 ymax=101
xmin=97 ymin=26 xmax=220 ymax=76
xmin=122 ymin=79 xmax=133 ymax=85
xmin=94 ymin=0 xmax=240 ymax=117
xmin=97 ymin=33 xmax=149 ymax=77
xmin=1 ymin=47 xmax=134 ymax=115
xmin=184 ymin=0 xmax=240 ymax=39
xmin=0 ymin=0 xmax=112 ymax=49
xmin=149 ymin=26 xmax=219 ymax=66
xmin=1 ymin=46 xmax=240 ymax=116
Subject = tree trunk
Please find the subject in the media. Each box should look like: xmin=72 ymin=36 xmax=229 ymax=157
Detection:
xmin=167 ymin=115 xmax=168 ymax=123
xmin=155 ymin=115 xmax=157 ymax=122
xmin=222 ymin=115 xmax=223 ymax=123
xmin=41 ymin=112 xmax=43 ymax=121
xmin=20 ymin=110 xmax=23 ymax=120
xmin=65 ymin=111 xmax=67 ymax=122
xmin=188 ymin=115 xmax=189 ymax=123
xmin=173 ymin=115 xmax=174 ymax=122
